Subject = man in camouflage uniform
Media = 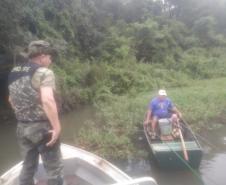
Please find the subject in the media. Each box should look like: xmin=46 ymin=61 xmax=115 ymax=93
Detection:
xmin=8 ymin=40 xmax=63 ymax=185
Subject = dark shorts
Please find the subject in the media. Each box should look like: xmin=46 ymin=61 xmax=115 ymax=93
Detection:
xmin=153 ymin=113 xmax=171 ymax=119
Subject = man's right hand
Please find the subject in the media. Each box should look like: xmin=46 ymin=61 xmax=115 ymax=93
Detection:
xmin=144 ymin=120 xmax=150 ymax=126
xmin=46 ymin=129 xmax=61 ymax=147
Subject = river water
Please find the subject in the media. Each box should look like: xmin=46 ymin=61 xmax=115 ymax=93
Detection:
xmin=0 ymin=109 xmax=226 ymax=185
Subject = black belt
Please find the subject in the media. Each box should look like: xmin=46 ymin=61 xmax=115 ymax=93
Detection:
xmin=18 ymin=120 xmax=49 ymax=124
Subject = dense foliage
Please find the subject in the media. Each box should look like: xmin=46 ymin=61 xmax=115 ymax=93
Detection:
xmin=1 ymin=0 xmax=226 ymax=158
xmin=1 ymin=0 xmax=226 ymax=99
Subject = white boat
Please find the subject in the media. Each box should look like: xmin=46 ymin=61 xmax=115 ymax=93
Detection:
xmin=0 ymin=144 xmax=157 ymax=185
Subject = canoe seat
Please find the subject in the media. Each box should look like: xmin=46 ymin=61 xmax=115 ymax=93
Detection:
xmin=152 ymin=141 xmax=200 ymax=152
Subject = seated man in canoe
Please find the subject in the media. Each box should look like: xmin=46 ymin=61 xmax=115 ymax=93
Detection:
xmin=144 ymin=89 xmax=182 ymax=139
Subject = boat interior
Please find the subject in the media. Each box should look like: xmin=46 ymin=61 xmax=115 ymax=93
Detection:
xmin=4 ymin=157 xmax=115 ymax=185
xmin=1 ymin=144 xmax=158 ymax=185
xmin=36 ymin=157 xmax=115 ymax=185
xmin=146 ymin=120 xmax=196 ymax=143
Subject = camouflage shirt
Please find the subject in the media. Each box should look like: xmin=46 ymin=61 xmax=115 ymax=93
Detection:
xmin=8 ymin=62 xmax=55 ymax=122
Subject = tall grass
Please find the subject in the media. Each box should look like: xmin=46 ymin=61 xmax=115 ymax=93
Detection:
xmin=75 ymin=77 xmax=226 ymax=159
xmin=53 ymin=47 xmax=226 ymax=159
xmin=169 ymin=78 xmax=226 ymax=129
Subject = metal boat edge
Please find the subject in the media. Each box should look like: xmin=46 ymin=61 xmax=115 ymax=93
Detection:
xmin=0 ymin=143 xmax=158 ymax=185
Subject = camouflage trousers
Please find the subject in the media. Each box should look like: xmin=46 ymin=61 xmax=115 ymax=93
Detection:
xmin=17 ymin=121 xmax=63 ymax=185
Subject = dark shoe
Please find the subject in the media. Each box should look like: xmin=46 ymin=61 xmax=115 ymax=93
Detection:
xmin=148 ymin=131 xmax=156 ymax=139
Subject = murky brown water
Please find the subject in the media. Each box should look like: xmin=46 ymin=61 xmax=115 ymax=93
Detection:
xmin=0 ymin=108 xmax=226 ymax=185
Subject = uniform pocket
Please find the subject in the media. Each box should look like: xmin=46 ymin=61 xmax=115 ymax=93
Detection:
xmin=26 ymin=124 xmax=49 ymax=144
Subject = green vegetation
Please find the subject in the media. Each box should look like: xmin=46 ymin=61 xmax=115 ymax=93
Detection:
xmin=77 ymin=78 xmax=226 ymax=159
xmin=1 ymin=0 xmax=226 ymax=158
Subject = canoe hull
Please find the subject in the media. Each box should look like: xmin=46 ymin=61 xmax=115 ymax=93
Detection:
xmin=151 ymin=142 xmax=203 ymax=169
xmin=144 ymin=120 xmax=203 ymax=169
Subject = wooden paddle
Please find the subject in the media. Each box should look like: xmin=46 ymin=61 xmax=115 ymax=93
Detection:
xmin=177 ymin=119 xmax=189 ymax=161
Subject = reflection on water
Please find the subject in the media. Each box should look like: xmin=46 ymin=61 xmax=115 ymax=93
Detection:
xmin=201 ymin=154 xmax=226 ymax=185
xmin=0 ymin=123 xmax=20 ymax=174
xmin=115 ymin=158 xmax=204 ymax=185
xmin=198 ymin=126 xmax=226 ymax=185
xmin=0 ymin=108 xmax=226 ymax=185
xmin=60 ymin=107 xmax=97 ymax=145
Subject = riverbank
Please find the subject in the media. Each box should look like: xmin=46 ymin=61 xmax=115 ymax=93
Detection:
xmin=1 ymin=78 xmax=226 ymax=160
xmin=74 ymin=77 xmax=226 ymax=159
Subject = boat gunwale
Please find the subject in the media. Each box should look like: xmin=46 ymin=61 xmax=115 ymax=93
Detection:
xmin=144 ymin=120 xmax=202 ymax=150
xmin=143 ymin=119 xmax=203 ymax=168
xmin=0 ymin=144 xmax=132 ymax=184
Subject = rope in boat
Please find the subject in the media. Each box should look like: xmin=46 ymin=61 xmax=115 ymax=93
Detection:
xmin=180 ymin=120 xmax=218 ymax=150
xmin=174 ymin=105 xmax=218 ymax=150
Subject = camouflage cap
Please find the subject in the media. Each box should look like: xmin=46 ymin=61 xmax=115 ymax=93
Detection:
xmin=27 ymin=40 xmax=56 ymax=58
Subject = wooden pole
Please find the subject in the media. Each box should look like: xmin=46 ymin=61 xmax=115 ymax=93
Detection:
xmin=177 ymin=120 xmax=189 ymax=161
